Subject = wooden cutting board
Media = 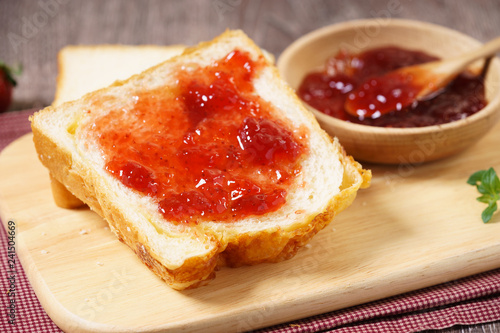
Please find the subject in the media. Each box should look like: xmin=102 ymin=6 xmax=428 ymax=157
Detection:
xmin=1 ymin=129 xmax=500 ymax=333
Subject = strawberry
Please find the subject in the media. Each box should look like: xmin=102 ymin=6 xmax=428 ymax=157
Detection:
xmin=0 ymin=62 xmax=21 ymax=113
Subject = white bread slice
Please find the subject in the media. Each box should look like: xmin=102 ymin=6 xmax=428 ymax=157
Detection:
xmin=31 ymin=30 xmax=370 ymax=290
xmin=53 ymin=44 xmax=186 ymax=106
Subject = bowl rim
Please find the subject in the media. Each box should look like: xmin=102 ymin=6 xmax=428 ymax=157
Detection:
xmin=277 ymin=18 xmax=500 ymax=136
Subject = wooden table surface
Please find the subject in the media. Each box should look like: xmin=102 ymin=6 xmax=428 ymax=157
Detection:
xmin=1 ymin=1 xmax=500 ymax=332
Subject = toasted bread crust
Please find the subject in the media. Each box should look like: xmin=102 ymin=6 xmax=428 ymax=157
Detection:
xmin=31 ymin=30 xmax=371 ymax=290
xmin=49 ymin=174 xmax=85 ymax=208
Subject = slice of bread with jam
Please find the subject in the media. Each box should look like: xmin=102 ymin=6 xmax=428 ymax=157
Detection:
xmin=31 ymin=30 xmax=370 ymax=290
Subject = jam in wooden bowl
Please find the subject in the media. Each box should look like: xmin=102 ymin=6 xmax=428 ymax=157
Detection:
xmin=278 ymin=19 xmax=500 ymax=164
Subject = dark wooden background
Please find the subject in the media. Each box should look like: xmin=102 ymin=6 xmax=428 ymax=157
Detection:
xmin=1 ymin=0 xmax=500 ymax=332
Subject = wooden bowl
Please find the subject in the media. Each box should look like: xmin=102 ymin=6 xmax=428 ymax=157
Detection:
xmin=277 ymin=19 xmax=500 ymax=164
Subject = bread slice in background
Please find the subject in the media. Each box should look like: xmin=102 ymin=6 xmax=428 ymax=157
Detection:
xmin=32 ymin=30 xmax=370 ymax=290
xmin=53 ymin=44 xmax=274 ymax=106
xmin=53 ymin=44 xmax=186 ymax=106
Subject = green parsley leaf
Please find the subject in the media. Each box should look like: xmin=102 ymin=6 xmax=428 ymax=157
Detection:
xmin=467 ymin=170 xmax=486 ymax=186
xmin=467 ymin=167 xmax=500 ymax=223
xmin=482 ymin=202 xmax=498 ymax=224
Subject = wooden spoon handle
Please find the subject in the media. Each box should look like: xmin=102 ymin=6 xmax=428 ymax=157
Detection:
xmin=433 ymin=36 xmax=500 ymax=75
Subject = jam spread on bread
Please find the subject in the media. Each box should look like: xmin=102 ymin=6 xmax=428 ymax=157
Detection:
xmin=85 ymin=50 xmax=307 ymax=223
xmin=298 ymin=46 xmax=486 ymax=127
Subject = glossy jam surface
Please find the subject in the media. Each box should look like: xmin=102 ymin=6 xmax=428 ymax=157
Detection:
xmin=298 ymin=46 xmax=487 ymax=127
xmin=345 ymin=71 xmax=424 ymax=119
xmin=84 ymin=50 xmax=307 ymax=223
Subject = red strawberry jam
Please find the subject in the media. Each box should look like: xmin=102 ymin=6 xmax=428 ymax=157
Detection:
xmin=298 ymin=46 xmax=486 ymax=127
xmin=83 ymin=50 xmax=307 ymax=224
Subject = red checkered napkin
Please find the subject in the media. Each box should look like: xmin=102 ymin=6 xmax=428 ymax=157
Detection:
xmin=1 ymin=225 xmax=63 ymax=333
xmin=255 ymin=269 xmax=500 ymax=333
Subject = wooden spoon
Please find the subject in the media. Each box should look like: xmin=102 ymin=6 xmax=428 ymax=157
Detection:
xmin=344 ymin=36 xmax=500 ymax=119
